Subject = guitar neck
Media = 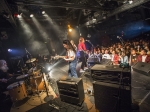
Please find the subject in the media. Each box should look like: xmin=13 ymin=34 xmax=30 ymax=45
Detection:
xmin=57 ymin=56 xmax=66 ymax=58
xmin=51 ymin=55 xmax=67 ymax=59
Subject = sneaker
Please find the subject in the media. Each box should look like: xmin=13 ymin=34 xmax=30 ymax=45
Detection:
xmin=80 ymin=69 xmax=85 ymax=73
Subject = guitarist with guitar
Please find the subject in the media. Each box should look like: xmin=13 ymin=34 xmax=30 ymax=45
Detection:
xmin=61 ymin=40 xmax=78 ymax=78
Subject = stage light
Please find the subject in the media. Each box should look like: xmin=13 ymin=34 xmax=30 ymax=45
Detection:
xmin=68 ymin=25 xmax=72 ymax=32
xmin=30 ymin=14 xmax=34 ymax=18
xmin=69 ymin=28 xmax=72 ymax=32
xmin=42 ymin=11 xmax=45 ymax=14
xmin=17 ymin=13 xmax=22 ymax=18
xmin=47 ymin=67 xmax=51 ymax=71
xmin=8 ymin=49 xmax=12 ymax=52
xmin=129 ymin=0 xmax=133 ymax=4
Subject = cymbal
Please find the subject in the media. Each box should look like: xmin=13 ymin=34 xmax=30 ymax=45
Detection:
xmin=26 ymin=58 xmax=36 ymax=63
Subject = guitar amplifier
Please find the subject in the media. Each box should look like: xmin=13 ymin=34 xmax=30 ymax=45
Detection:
xmin=91 ymin=64 xmax=131 ymax=85
xmin=57 ymin=77 xmax=85 ymax=105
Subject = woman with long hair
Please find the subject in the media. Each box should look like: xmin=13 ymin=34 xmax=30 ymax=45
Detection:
xmin=78 ymin=37 xmax=87 ymax=72
xmin=62 ymin=40 xmax=78 ymax=78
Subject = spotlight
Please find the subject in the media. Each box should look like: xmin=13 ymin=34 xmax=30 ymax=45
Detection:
xmin=47 ymin=67 xmax=51 ymax=71
xmin=129 ymin=0 xmax=133 ymax=4
xmin=42 ymin=11 xmax=45 ymax=14
xmin=69 ymin=28 xmax=72 ymax=32
xmin=17 ymin=13 xmax=22 ymax=18
xmin=8 ymin=49 xmax=12 ymax=52
xmin=68 ymin=25 xmax=72 ymax=32
xmin=30 ymin=14 xmax=34 ymax=18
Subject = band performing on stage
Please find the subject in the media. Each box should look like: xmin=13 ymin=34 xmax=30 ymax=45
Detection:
xmin=0 ymin=36 xmax=150 ymax=112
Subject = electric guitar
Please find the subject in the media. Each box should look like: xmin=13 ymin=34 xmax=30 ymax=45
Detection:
xmin=51 ymin=55 xmax=68 ymax=60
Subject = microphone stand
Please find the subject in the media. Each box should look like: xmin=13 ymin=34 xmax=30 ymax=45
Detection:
xmin=88 ymin=40 xmax=94 ymax=55
xmin=116 ymin=36 xmax=131 ymax=112
xmin=37 ymin=63 xmax=54 ymax=102
xmin=25 ymin=48 xmax=32 ymax=70
xmin=41 ymin=67 xmax=54 ymax=102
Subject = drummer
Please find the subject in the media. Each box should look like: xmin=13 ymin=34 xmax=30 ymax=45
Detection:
xmin=0 ymin=60 xmax=14 ymax=92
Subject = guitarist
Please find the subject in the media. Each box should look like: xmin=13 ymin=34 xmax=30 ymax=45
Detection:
xmin=78 ymin=37 xmax=87 ymax=72
xmin=62 ymin=40 xmax=78 ymax=78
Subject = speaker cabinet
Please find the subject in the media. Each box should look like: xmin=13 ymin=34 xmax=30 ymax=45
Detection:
xmin=91 ymin=65 xmax=131 ymax=85
xmin=93 ymin=81 xmax=131 ymax=112
xmin=132 ymin=62 xmax=150 ymax=76
xmin=57 ymin=78 xmax=84 ymax=105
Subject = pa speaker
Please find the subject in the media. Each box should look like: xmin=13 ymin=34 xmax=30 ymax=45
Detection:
xmin=132 ymin=62 xmax=150 ymax=76
xmin=93 ymin=81 xmax=131 ymax=112
xmin=91 ymin=64 xmax=131 ymax=85
xmin=57 ymin=77 xmax=84 ymax=105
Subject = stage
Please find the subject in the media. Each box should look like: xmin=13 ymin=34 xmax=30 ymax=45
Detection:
xmin=1 ymin=60 xmax=150 ymax=112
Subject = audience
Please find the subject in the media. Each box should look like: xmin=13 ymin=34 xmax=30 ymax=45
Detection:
xmin=87 ymin=35 xmax=150 ymax=67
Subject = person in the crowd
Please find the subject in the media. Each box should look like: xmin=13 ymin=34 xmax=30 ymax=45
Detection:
xmin=111 ymin=50 xmax=119 ymax=65
xmin=102 ymin=49 xmax=111 ymax=59
xmin=78 ymin=37 xmax=88 ymax=72
xmin=137 ymin=49 xmax=150 ymax=63
xmin=119 ymin=51 xmax=129 ymax=67
xmin=63 ymin=40 xmax=78 ymax=78
xmin=129 ymin=49 xmax=138 ymax=66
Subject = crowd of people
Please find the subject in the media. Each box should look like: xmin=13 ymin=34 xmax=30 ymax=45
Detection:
xmin=86 ymin=37 xmax=150 ymax=67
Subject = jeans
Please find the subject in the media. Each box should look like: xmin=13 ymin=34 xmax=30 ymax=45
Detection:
xmin=80 ymin=51 xmax=87 ymax=70
xmin=68 ymin=58 xmax=78 ymax=78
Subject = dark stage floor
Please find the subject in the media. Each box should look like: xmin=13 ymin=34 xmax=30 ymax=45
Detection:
xmin=1 ymin=60 xmax=150 ymax=112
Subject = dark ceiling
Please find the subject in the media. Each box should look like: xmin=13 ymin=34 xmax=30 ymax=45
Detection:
xmin=0 ymin=0 xmax=150 ymax=31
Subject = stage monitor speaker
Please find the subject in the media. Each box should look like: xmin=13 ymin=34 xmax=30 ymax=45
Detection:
xmin=100 ymin=59 xmax=112 ymax=65
xmin=132 ymin=62 xmax=150 ymax=76
xmin=57 ymin=77 xmax=85 ymax=105
xmin=91 ymin=64 xmax=131 ymax=85
xmin=93 ymin=81 xmax=131 ymax=112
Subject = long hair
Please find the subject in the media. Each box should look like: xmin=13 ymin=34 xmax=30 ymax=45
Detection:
xmin=63 ymin=40 xmax=76 ymax=53
xmin=79 ymin=37 xmax=85 ymax=43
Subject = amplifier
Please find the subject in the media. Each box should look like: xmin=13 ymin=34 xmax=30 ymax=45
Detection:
xmin=57 ymin=77 xmax=85 ymax=105
xmin=91 ymin=64 xmax=131 ymax=85
xmin=93 ymin=81 xmax=131 ymax=112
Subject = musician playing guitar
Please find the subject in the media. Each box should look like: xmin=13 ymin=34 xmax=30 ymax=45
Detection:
xmin=78 ymin=37 xmax=87 ymax=72
xmin=62 ymin=40 xmax=78 ymax=78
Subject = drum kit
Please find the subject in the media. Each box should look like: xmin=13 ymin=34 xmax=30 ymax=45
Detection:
xmin=6 ymin=58 xmax=50 ymax=102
